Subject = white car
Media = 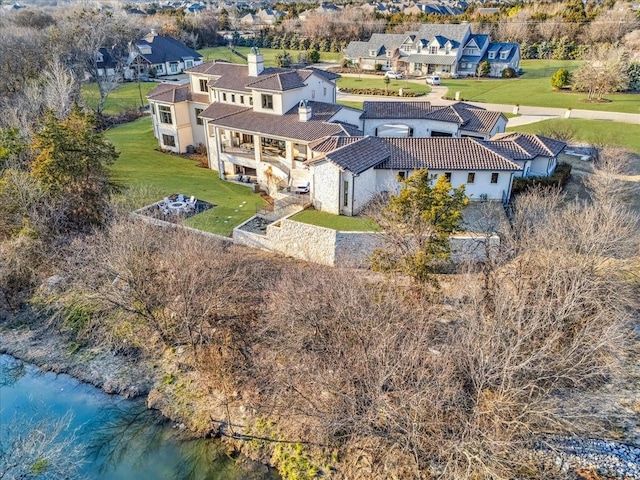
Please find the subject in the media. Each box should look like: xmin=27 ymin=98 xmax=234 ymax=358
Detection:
xmin=384 ymin=71 xmax=403 ymax=79
xmin=426 ymin=75 xmax=441 ymax=85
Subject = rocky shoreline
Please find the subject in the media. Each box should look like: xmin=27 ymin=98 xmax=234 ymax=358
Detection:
xmin=3 ymin=319 xmax=640 ymax=479
xmin=0 ymin=322 xmax=158 ymax=398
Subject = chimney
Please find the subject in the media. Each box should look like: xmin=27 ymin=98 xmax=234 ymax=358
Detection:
xmin=248 ymin=46 xmax=264 ymax=77
xmin=298 ymin=100 xmax=312 ymax=122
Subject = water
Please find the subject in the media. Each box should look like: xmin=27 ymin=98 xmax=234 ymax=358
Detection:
xmin=0 ymin=354 xmax=278 ymax=479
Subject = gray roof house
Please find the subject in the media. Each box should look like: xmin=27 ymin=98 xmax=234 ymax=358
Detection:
xmin=127 ymin=31 xmax=203 ymax=79
xmin=344 ymin=23 xmax=520 ymax=78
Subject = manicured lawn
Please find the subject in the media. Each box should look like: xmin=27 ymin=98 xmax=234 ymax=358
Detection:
xmin=106 ymin=117 xmax=266 ymax=236
xmin=197 ymin=46 xmax=342 ymax=66
xmin=508 ymin=118 xmax=640 ymax=153
xmin=337 ymin=76 xmax=431 ymax=96
xmin=338 ymin=100 xmax=364 ymax=110
xmin=82 ymin=82 xmax=158 ymax=115
xmin=291 ymin=209 xmax=380 ymax=231
xmin=444 ymin=59 xmax=640 ymax=114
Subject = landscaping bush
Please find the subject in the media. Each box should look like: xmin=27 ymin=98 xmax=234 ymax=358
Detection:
xmin=511 ymin=162 xmax=572 ymax=195
xmin=338 ymin=87 xmax=420 ymax=97
xmin=374 ymin=63 xmax=383 ymax=71
xmin=501 ymin=67 xmax=517 ymax=78
xmin=551 ymin=68 xmax=571 ymax=90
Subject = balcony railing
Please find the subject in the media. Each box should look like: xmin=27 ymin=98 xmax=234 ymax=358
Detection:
xmin=221 ymin=143 xmax=255 ymax=158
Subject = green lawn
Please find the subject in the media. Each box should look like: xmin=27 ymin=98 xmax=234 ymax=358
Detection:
xmin=197 ymin=46 xmax=342 ymax=66
xmin=106 ymin=117 xmax=265 ymax=236
xmin=291 ymin=209 xmax=380 ymax=232
xmin=337 ymin=76 xmax=431 ymax=96
xmin=82 ymin=82 xmax=158 ymax=115
xmin=508 ymin=118 xmax=640 ymax=153
xmin=444 ymin=59 xmax=640 ymax=114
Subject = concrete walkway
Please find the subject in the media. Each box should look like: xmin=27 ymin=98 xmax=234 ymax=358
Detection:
xmin=336 ymin=79 xmax=640 ymax=126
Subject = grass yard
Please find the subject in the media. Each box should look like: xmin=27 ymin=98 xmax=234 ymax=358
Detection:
xmin=82 ymin=82 xmax=158 ymax=115
xmin=508 ymin=118 xmax=640 ymax=153
xmin=106 ymin=117 xmax=265 ymax=236
xmin=337 ymin=76 xmax=431 ymax=96
xmin=197 ymin=46 xmax=342 ymax=65
xmin=291 ymin=209 xmax=380 ymax=232
xmin=338 ymin=100 xmax=364 ymax=110
xmin=444 ymin=59 xmax=640 ymax=114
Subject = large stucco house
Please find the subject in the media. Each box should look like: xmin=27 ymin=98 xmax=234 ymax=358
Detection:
xmin=344 ymin=23 xmax=520 ymax=78
xmin=146 ymin=51 xmax=563 ymax=216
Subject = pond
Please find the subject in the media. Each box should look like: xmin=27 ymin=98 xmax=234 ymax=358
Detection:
xmin=0 ymin=354 xmax=279 ymax=479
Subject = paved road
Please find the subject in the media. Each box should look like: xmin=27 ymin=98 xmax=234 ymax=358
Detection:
xmin=335 ymin=75 xmax=640 ymax=127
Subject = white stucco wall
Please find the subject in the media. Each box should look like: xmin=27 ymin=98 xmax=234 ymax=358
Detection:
xmin=350 ymin=168 xmax=379 ymax=215
xmin=188 ymin=102 xmax=208 ymax=148
xmin=363 ymin=118 xmax=458 ymax=138
xmin=328 ymin=107 xmax=363 ymax=129
xmin=312 ymin=161 xmax=341 ymax=214
xmin=376 ymin=168 xmax=513 ymax=201
xmin=529 ymin=155 xmax=556 ymax=176
xmin=252 ymin=91 xmax=285 ymax=115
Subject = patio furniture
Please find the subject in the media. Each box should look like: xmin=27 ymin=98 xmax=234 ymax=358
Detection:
xmin=168 ymin=201 xmax=187 ymax=213
xmin=187 ymin=196 xmax=197 ymax=210
xmin=177 ymin=194 xmax=185 ymax=202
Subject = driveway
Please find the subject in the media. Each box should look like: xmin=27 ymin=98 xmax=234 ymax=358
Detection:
xmin=336 ymin=80 xmax=640 ymax=126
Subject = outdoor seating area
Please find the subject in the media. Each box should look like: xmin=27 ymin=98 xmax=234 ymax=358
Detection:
xmin=139 ymin=193 xmax=215 ymax=223
xmin=158 ymin=194 xmax=197 ymax=215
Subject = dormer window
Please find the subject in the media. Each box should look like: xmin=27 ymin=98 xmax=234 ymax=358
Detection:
xmin=500 ymin=51 xmax=509 ymax=59
xmin=430 ymin=46 xmax=438 ymax=54
xmin=369 ymin=50 xmax=377 ymax=57
xmin=96 ymin=51 xmax=104 ymax=62
xmin=488 ymin=51 xmax=496 ymax=59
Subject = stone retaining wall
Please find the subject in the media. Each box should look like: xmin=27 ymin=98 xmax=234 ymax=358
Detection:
xmin=233 ymin=216 xmax=500 ymax=267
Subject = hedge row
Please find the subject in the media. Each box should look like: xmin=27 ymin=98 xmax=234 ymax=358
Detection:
xmin=511 ymin=162 xmax=572 ymax=195
xmin=338 ymin=88 xmax=421 ymax=97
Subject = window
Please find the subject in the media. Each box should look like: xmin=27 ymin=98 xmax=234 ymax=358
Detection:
xmin=261 ymin=94 xmax=273 ymax=110
xmin=249 ymin=97 xmax=254 ymax=106
xmin=156 ymin=64 xmax=164 ymax=73
xmin=491 ymin=172 xmax=499 ymax=184
xmin=500 ymin=51 xmax=508 ymax=59
xmin=467 ymin=172 xmax=475 ymax=184
xmin=240 ymin=95 xmax=245 ymax=104
xmin=311 ymin=90 xmax=315 ymax=99
xmin=401 ymin=45 xmax=412 ymax=52
xmin=195 ymin=108 xmax=204 ymax=125
xmin=151 ymin=104 xmax=155 ymax=114
xmin=343 ymin=180 xmax=349 ymax=207
xmin=169 ymin=62 xmax=178 ymax=73
xmin=430 ymin=46 xmax=438 ymax=54
xmin=185 ymin=60 xmax=193 ymax=68
xmin=162 ymin=134 xmax=176 ymax=147
xmin=222 ymin=92 xmax=227 ymax=101
xmin=369 ymin=50 xmax=376 ymax=56
xmin=429 ymin=173 xmax=438 ymax=181
xmin=488 ymin=51 xmax=496 ymax=59
xmin=323 ymin=87 xmax=326 ymax=96
xmin=444 ymin=172 xmax=452 ymax=182
xmin=158 ymin=105 xmax=172 ymax=124
xmin=199 ymin=78 xmax=208 ymax=92
xmin=398 ymin=171 xmax=406 ymax=179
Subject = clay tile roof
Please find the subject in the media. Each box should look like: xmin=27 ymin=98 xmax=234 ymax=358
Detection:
xmin=147 ymin=83 xmax=190 ymax=103
xmin=199 ymin=103 xmax=251 ymax=121
xmin=188 ymin=92 xmax=210 ymax=103
xmin=487 ymin=133 xmax=566 ymax=158
xmin=378 ymin=137 xmax=522 ymax=171
xmin=205 ymin=101 xmax=358 ymax=142
xmin=247 ymin=70 xmax=307 ymax=91
xmin=309 ymin=135 xmax=362 ymax=152
xmin=361 ymin=101 xmax=433 ymax=119
xmin=323 ymin=137 xmax=390 ymax=174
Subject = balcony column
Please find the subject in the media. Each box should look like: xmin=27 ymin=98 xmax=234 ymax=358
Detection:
xmin=254 ymin=135 xmax=262 ymax=163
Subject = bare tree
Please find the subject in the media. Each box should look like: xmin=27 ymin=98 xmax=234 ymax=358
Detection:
xmin=572 ymin=46 xmax=629 ymax=100
xmin=582 ymin=2 xmax=638 ymax=45
xmin=0 ymin=411 xmax=85 ymax=479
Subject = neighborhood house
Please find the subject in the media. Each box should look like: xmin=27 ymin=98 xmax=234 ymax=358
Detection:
xmin=126 ymin=31 xmax=203 ymax=79
xmin=146 ymin=48 xmax=562 ymax=217
xmin=344 ymin=23 xmax=520 ymax=78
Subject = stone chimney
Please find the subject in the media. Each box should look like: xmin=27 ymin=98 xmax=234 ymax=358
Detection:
xmin=248 ymin=46 xmax=264 ymax=77
xmin=298 ymin=100 xmax=312 ymax=122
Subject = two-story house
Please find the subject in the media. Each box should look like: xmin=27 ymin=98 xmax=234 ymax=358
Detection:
xmin=147 ymin=50 xmax=560 ymax=217
xmin=344 ymin=23 xmax=520 ymax=78
xmin=126 ymin=31 xmax=203 ymax=80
